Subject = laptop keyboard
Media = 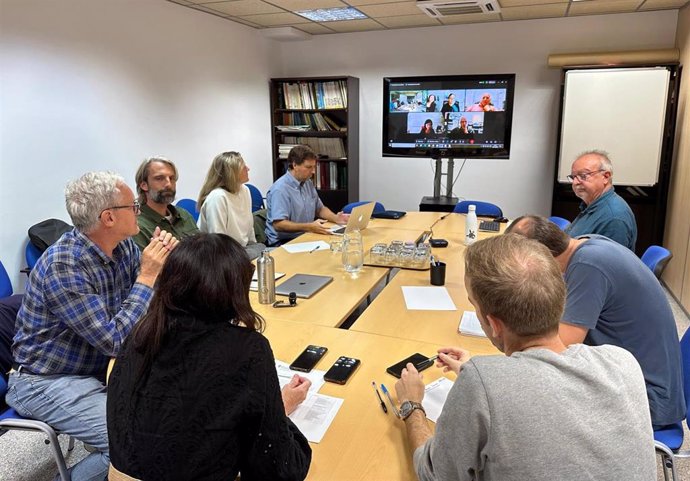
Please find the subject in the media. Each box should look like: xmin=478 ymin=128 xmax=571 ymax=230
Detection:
xmin=479 ymin=221 xmax=500 ymax=232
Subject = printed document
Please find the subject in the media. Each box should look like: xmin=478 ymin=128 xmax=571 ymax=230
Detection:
xmin=275 ymin=360 xmax=325 ymax=395
xmin=289 ymin=394 xmax=344 ymax=443
xmin=423 ymin=377 xmax=455 ymax=423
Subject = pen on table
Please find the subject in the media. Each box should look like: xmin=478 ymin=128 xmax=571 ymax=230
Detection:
xmin=415 ymin=354 xmax=439 ymax=371
xmin=372 ymin=381 xmax=388 ymax=414
xmin=380 ymin=383 xmax=400 ymax=418
xmin=309 ymin=245 xmax=320 ymax=254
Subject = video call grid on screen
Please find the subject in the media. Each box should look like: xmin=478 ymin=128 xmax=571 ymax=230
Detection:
xmin=382 ymin=75 xmax=515 ymax=158
xmin=387 ymin=80 xmax=508 ymax=149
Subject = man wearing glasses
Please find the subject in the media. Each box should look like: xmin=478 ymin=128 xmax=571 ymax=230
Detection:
xmin=564 ymin=150 xmax=637 ymax=251
xmin=7 ymin=171 xmax=178 ymax=481
xmin=133 ymin=156 xmax=199 ymax=250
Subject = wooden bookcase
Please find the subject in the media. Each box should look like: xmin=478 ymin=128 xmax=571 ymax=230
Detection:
xmin=269 ymin=76 xmax=359 ymax=212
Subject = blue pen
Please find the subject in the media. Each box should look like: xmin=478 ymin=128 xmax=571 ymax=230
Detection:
xmin=380 ymin=384 xmax=400 ymax=418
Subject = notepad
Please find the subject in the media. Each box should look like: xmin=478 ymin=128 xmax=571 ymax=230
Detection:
xmin=249 ymin=272 xmax=285 ymax=291
xmin=281 ymin=241 xmax=330 ymax=254
xmin=458 ymin=311 xmax=487 ymax=337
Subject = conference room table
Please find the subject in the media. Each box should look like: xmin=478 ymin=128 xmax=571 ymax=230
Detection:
xmin=262 ymin=318 xmax=499 ymax=481
xmin=351 ymin=216 xmax=507 ymax=348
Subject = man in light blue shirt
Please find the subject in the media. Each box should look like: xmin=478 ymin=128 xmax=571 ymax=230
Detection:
xmin=265 ymin=145 xmax=348 ymax=245
xmin=564 ymin=150 xmax=637 ymax=251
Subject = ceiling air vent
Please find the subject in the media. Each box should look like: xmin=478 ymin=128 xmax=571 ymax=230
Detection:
xmin=417 ymin=0 xmax=501 ymax=17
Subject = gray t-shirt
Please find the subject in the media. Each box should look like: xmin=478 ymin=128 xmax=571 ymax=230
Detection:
xmin=414 ymin=345 xmax=656 ymax=481
xmin=564 ymin=235 xmax=684 ymax=427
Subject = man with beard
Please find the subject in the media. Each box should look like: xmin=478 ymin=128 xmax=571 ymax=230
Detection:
xmin=564 ymin=150 xmax=637 ymax=251
xmin=133 ymin=156 xmax=199 ymax=250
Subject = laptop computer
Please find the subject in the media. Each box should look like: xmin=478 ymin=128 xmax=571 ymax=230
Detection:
xmin=330 ymin=202 xmax=376 ymax=235
xmin=275 ymin=274 xmax=333 ymax=298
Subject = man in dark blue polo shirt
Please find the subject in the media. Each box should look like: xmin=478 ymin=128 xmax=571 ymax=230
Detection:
xmin=564 ymin=150 xmax=637 ymax=251
xmin=508 ymin=215 xmax=684 ymax=430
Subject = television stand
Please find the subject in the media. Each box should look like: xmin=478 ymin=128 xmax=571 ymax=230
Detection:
xmin=419 ymin=196 xmax=458 ymax=213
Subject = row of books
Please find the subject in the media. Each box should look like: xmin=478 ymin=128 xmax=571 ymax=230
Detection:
xmin=278 ymin=80 xmax=348 ymax=110
xmin=277 ymin=112 xmax=345 ymax=132
xmin=279 ymin=136 xmax=346 ymax=159
xmin=315 ymin=162 xmax=347 ymax=191
xmin=276 ymin=160 xmax=347 ymax=191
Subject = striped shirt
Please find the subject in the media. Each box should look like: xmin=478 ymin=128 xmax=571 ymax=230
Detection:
xmin=12 ymin=229 xmax=153 ymax=376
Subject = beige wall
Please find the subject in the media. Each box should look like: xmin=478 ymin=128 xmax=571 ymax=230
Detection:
xmin=663 ymin=4 xmax=690 ymax=308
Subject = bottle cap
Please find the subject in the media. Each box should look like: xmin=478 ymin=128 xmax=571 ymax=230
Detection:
xmin=469 ymin=205 xmax=476 ymax=212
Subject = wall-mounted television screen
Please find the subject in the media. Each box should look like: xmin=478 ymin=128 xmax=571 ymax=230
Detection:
xmin=382 ymin=74 xmax=515 ymax=159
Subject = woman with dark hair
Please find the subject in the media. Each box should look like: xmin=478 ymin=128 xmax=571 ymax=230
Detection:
xmin=425 ymin=94 xmax=437 ymax=112
xmin=107 ymin=234 xmax=312 ymax=481
xmin=420 ymin=119 xmax=435 ymax=136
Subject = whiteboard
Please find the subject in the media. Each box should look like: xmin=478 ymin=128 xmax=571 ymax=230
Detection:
xmin=558 ymin=68 xmax=670 ymax=186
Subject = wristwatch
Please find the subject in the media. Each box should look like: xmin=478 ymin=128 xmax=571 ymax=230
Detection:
xmin=399 ymin=400 xmax=426 ymax=421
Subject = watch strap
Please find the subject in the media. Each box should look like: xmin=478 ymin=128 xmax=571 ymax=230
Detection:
xmin=401 ymin=401 xmax=426 ymax=420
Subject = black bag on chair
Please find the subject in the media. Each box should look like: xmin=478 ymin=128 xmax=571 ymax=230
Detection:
xmin=28 ymin=219 xmax=73 ymax=253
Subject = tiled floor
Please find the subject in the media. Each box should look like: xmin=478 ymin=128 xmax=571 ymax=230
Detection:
xmin=1 ymin=288 xmax=688 ymax=481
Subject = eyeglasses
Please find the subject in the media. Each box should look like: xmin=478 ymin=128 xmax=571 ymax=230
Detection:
xmin=99 ymin=200 xmax=141 ymax=218
xmin=566 ymin=170 xmax=605 ymax=183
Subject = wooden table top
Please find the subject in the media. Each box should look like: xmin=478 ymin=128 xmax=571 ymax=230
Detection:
xmin=250 ymin=238 xmax=390 ymax=327
xmin=263 ymin=319 xmax=464 ymax=481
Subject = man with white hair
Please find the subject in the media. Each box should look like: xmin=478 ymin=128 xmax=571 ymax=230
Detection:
xmin=564 ymin=150 xmax=637 ymax=250
xmin=7 ymin=171 xmax=178 ymax=481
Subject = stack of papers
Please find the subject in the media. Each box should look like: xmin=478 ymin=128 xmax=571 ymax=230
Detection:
xmin=401 ymin=286 xmax=457 ymax=311
xmin=274 ymin=360 xmax=343 ymax=443
xmin=458 ymin=311 xmax=487 ymax=337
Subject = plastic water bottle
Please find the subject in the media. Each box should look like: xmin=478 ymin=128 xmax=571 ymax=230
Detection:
xmin=342 ymin=229 xmax=364 ymax=273
xmin=465 ymin=205 xmax=478 ymax=246
xmin=257 ymin=250 xmax=275 ymax=304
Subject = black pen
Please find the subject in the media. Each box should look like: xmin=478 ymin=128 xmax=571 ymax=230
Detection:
xmin=309 ymin=245 xmax=320 ymax=254
xmin=415 ymin=354 xmax=439 ymax=371
xmin=372 ymin=381 xmax=388 ymax=414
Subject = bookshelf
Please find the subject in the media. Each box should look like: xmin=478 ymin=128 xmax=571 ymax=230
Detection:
xmin=269 ymin=76 xmax=359 ymax=212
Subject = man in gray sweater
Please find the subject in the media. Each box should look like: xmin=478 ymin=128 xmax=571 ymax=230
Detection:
xmin=395 ymin=234 xmax=656 ymax=481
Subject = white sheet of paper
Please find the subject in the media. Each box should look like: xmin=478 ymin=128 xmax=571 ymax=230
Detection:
xmin=423 ymin=377 xmax=454 ymax=423
xmin=282 ymin=241 xmax=331 ymax=254
xmin=401 ymin=286 xmax=457 ymax=311
xmin=288 ymin=393 xmax=344 ymax=443
xmin=275 ymin=360 xmax=326 ymax=395
xmin=458 ymin=311 xmax=487 ymax=337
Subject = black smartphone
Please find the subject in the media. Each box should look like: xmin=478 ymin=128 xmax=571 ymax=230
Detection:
xmin=430 ymin=238 xmax=448 ymax=248
xmin=386 ymin=353 xmax=432 ymax=378
xmin=289 ymin=345 xmax=328 ymax=373
xmin=324 ymin=356 xmax=360 ymax=384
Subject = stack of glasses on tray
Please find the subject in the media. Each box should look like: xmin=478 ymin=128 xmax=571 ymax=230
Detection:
xmin=369 ymin=241 xmax=431 ymax=269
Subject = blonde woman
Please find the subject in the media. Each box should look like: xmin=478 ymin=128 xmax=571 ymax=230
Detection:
xmin=198 ymin=152 xmax=265 ymax=260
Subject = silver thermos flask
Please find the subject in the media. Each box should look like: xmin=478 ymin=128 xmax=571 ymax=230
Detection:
xmin=257 ymin=250 xmax=275 ymax=304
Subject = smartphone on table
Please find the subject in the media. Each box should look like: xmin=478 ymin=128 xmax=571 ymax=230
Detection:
xmin=324 ymin=356 xmax=361 ymax=384
xmin=386 ymin=353 xmax=433 ymax=378
xmin=289 ymin=345 xmax=328 ymax=373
